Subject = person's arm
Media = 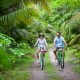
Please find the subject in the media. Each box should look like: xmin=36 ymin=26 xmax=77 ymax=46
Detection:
xmin=62 ymin=37 xmax=67 ymax=46
xmin=44 ymin=39 xmax=48 ymax=46
xmin=34 ymin=39 xmax=39 ymax=47
xmin=53 ymin=37 xmax=56 ymax=47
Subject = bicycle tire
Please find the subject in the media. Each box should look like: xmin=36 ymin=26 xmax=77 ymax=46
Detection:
xmin=57 ymin=51 xmax=61 ymax=66
xmin=41 ymin=58 xmax=44 ymax=70
xmin=58 ymin=60 xmax=60 ymax=65
xmin=61 ymin=55 xmax=64 ymax=69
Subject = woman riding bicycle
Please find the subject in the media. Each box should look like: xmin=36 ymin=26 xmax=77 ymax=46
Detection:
xmin=34 ymin=33 xmax=48 ymax=63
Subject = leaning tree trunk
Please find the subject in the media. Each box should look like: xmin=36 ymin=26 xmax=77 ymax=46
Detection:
xmin=69 ymin=34 xmax=80 ymax=46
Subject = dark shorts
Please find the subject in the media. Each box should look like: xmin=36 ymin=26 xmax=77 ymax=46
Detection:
xmin=53 ymin=47 xmax=64 ymax=53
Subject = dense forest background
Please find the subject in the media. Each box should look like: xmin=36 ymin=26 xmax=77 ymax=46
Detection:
xmin=0 ymin=0 xmax=80 ymax=78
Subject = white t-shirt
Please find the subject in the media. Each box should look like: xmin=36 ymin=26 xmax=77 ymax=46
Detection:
xmin=35 ymin=38 xmax=47 ymax=48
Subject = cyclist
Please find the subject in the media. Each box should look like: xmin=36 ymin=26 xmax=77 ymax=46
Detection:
xmin=53 ymin=32 xmax=67 ymax=60
xmin=34 ymin=33 xmax=48 ymax=63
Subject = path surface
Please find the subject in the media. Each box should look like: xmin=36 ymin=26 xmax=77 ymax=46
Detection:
xmin=49 ymin=48 xmax=80 ymax=80
xmin=29 ymin=49 xmax=80 ymax=80
xmin=30 ymin=62 xmax=49 ymax=80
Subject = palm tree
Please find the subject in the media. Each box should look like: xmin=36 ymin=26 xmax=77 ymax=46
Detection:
xmin=0 ymin=0 xmax=51 ymax=41
xmin=0 ymin=0 xmax=51 ymax=23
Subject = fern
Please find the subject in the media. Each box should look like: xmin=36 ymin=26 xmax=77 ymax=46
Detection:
xmin=0 ymin=33 xmax=14 ymax=46
xmin=0 ymin=7 xmax=40 ymax=24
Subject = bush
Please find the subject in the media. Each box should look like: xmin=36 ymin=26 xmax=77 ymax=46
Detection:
xmin=0 ymin=47 xmax=11 ymax=70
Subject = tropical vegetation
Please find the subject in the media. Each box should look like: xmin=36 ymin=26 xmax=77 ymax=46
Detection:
xmin=0 ymin=0 xmax=80 ymax=79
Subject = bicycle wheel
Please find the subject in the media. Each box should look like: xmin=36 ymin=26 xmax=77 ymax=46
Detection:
xmin=61 ymin=54 xmax=64 ymax=69
xmin=41 ymin=58 xmax=44 ymax=70
xmin=58 ymin=59 xmax=60 ymax=65
xmin=57 ymin=51 xmax=61 ymax=66
xmin=40 ymin=53 xmax=44 ymax=70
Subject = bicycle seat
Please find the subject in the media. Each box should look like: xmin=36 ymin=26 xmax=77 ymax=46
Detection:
xmin=58 ymin=48 xmax=63 ymax=51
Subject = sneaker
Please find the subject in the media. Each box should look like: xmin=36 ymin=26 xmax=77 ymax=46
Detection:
xmin=55 ymin=59 xmax=58 ymax=63
xmin=44 ymin=58 xmax=46 ymax=62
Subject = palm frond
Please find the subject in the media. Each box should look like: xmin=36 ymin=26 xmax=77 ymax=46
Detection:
xmin=40 ymin=1 xmax=50 ymax=12
xmin=0 ymin=7 xmax=40 ymax=25
xmin=24 ymin=0 xmax=51 ymax=12
xmin=0 ymin=0 xmax=20 ymax=9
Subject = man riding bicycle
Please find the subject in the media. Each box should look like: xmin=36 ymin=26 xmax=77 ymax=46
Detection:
xmin=53 ymin=32 xmax=67 ymax=60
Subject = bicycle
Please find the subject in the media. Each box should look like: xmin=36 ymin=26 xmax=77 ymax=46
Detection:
xmin=56 ymin=48 xmax=65 ymax=69
xmin=39 ymin=47 xmax=47 ymax=70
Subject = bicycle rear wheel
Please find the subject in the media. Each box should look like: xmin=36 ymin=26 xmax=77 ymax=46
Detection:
xmin=40 ymin=53 xmax=45 ymax=70
xmin=41 ymin=58 xmax=44 ymax=70
xmin=57 ymin=52 xmax=61 ymax=66
xmin=58 ymin=60 xmax=60 ymax=65
xmin=61 ymin=55 xmax=64 ymax=69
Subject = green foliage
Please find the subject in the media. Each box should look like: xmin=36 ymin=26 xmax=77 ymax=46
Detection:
xmin=0 ymin=0 xmax=80 ymax=74
xmin=0 ymin=76 xmax=5 ymax=80
xmin=74 ymin=64 xmax=80 ymax=73
xmin=0 ymin=0 xmax=20 ymax=9
xmin=0 ymin=33 xmax=14 ymax=46
xmin=0 ymin=47 xmax=11 ymax=70
xmin=9 ymin=48 xmax=24 ymax=58
xmin=9 ymin=42 xmax=31 ymax=58
xmin=50 ymin=0 xmax=80 ymax=10
xmin=0 ymin=7 xmax=39 ymax=25
xmin=44 ymin=1 xmax=80 ymax=73
xmin=17 ymin=42 xmax=31 ymax=49
xmin=0 ymin=32 xmax=32 ymax=71
xmin=75 ymin=52 xmax=80 ymax=60
xmin=44 ymin=0 xmax=80 ymax=41
xmin=69 ymin=34 xmax=80 ymax=46
xmin=0 ymin=0 xmax=52 ymax=71
xmin=25 ymin=33 xmax=36 ymax=46
xmin=61 ymin=12 xmax=80 ymax=41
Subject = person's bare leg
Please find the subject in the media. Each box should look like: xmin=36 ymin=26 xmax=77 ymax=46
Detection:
xmin=53 ymin=50 xmax=57 ymax=60
xmin=35 ymin=49 xmax=40 ymax=64
xmin=36 ymin=49 xmax=40 ymax=60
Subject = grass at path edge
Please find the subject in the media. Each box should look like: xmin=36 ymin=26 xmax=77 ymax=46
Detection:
xmin=44 ymin=50 xmax=63 ymax=80
xmin=0 ymin=49 xmax=35 ymax=80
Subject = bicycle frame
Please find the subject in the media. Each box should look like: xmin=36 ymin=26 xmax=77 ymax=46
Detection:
xmin=39 ymin=51 xmax=45 ymax=63
xmin=39 ymin=47 xmax=47 ymax=70
xmin=57 ymin=48 xmax=64 ymax=69
xmin=57 ymin=48 xmax=63 ymax=61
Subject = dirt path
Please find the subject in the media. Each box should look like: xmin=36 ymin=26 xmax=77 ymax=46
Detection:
xmin=49 ymin=48 xmax=80 ymax=80
xmin=30 ymin=61 xmax=49 ymax=80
